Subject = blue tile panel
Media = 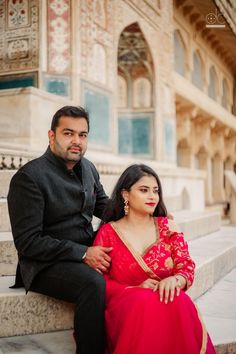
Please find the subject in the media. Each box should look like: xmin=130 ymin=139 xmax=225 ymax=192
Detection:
xmin=164 ymin=119 xmax=176 ymax=161
xmin=0 ymin=73 xmax=37 ymax=89
xmin=44 ymin=76 xmax=70 ymax=96
xmin=84 ymin=87 xmax=111 ymax=146
xmin=118 ymin=115 xmax=151 ymax=155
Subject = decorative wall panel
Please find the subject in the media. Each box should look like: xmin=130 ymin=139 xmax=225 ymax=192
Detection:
xmin=0 ymin=72 xmax=37 ymax=89
xmin=0 ymin=0 xmax=39 ymax=73
xmin=118 ymin=114 xmax=152 ymax=155
xmin=43 ymin=74 xmax=70 ymax=96
xmin=82 ymin=82 xmax=111 ymax=147
xmin=80 ymin=0 xmax=114 ymax=88
xmin=47 ymin=0 xmax=71 ymax=74
xmin=164 ymin=119 xmax=176 ymax=162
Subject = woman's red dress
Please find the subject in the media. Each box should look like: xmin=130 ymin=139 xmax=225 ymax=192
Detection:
xmin=94 ymin=216 xmax=216 ymax=354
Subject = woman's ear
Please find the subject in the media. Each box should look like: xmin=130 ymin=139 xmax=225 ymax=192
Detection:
xmin=121 ymin=190 xmax=129 ymax=200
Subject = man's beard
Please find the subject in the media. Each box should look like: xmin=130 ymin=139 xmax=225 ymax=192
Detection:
xmin=54 ymin=140 xmax=86 ymax=163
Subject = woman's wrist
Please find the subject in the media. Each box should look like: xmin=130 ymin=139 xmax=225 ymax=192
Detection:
xmin=174 ymin=275 xmax=187 ymax=289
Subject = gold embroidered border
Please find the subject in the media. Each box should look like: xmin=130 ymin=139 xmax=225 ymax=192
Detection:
xmin=109 ymin=221 xmax=160 ymax=281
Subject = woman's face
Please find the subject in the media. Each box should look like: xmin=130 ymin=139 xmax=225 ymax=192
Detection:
xmin=124 ymin=175 xmax=159 ymax=216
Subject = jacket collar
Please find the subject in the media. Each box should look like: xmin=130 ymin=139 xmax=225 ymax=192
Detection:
xmin=43 ymin=146 xmax=82 ymax=174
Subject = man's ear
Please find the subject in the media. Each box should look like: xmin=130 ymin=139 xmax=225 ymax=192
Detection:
xmin=48 ymin=130 xmax=55 ymax=145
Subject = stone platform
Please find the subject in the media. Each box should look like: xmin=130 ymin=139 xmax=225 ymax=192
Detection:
xmin=0 ymin=266 xmax=235 ymax=354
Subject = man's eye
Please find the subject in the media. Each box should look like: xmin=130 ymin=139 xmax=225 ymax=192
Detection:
xmin=65 ymin=132 xmax=72 ymax=136
xmin=80 ymin=134 xmax=88 ymax=138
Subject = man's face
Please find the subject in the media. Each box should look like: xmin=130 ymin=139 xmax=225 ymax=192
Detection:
xmin=48 ymin=116 xmax=88 ymax=169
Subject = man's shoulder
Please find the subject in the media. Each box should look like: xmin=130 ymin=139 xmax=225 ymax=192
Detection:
xmin=21 ymin=154 xmax=46 ymax=170
xmin=13 ymin=154 xmax=47 ymax=180
xmin=82 ymin=157 xmax=98 ymax=172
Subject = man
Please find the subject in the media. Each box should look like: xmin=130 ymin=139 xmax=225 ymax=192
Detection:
xmin=7 ymin=106 xmax=112 ymax=354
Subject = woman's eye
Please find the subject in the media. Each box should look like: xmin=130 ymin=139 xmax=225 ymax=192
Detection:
xmin=140 ymin=189 xmax=147 ymax=193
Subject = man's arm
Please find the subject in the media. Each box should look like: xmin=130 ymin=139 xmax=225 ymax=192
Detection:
xmin=8 ymin=171 xmax=87 ymax=262
xmin=90 ymin=166 xmax=108 ymax=219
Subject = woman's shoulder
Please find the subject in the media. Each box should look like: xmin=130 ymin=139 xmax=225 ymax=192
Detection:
xmin=156 ymin=216 xmax=181 ymax=234
xmin=167 ymin=218 xmax=181 ymax=233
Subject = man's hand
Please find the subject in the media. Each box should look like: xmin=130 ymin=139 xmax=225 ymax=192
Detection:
xmin=83 ymin=246 xmax=112 ymax=273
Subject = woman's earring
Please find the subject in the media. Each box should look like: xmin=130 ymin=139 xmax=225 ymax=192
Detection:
xmin=124 ymin=199 xmax=129 ymax=216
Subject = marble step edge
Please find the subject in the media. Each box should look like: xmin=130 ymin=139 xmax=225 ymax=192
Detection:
xmin=188 ymin=227 xmax=236 ymax=299
xmin=0 ymin=234 xmax=17 ymax=276
xmin=0 ymin=201 xmax=222 ymax=237
xmin=0 ymin=229 xmax=236 ymax=337
xmin=195 ymin=267 xmax=236 ymax=351
xmin=0 ymin=276 xmax=74 ymax=338
xmin=0 ymin=225 xmax=236 ymax=279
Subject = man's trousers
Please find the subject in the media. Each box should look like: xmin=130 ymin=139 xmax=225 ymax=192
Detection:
xmin=30 ymin=261 xmax=106 ymax=354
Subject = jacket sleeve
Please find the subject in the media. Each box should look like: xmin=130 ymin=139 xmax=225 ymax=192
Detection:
xmin=90 ymin=165 xmax=108 ymax=219
xmin=7 ymin=171 xmax=87 ymax=262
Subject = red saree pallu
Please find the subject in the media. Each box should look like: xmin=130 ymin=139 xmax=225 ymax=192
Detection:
xmin=94 ymin=217 xmax=216 ymax=354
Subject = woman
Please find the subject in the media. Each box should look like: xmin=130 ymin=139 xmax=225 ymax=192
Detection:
xmin=94 ymin=164 xmax=216 ymax=354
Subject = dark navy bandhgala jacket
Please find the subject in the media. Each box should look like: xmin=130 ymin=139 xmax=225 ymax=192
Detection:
xmin=7 ymin=147 xmax=108 ymax=291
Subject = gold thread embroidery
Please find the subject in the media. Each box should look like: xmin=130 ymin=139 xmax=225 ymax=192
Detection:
xmin=109 ymin=219 xmax=161 ymax=281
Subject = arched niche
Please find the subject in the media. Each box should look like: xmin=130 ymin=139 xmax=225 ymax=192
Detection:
xmin=195 ymin=146 xmax=208 ymax=169
xmin=133 ymin=77 xmax=151 ymax=108
xmin=117 ymin=22 xmax=154 ymax=157
xmin=177 ymin=139 xmax=191 ymax=167
xmin=222 ymin=78 xmax=229 ymax=109
xmin=173 ymin=30 xmax=186 ymax=77
xmin=212 ymin=153 xmax=225 ymax=202
xmin=117 ymin=22 xmax=154 ymax=108
xmin=224 ymin=156 xmax=234 ymax=200
xmin=195 ymin=147 xmax=212 ymax=204
xmin=118 ymin=75 xmax=128 ymax=108
xmin=192 ymin=50 xmax=204 ymax=90
xmin=208 ymin=66 xmax=218 ymax=101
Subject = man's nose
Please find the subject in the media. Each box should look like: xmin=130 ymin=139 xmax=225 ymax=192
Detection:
xmin=72 ymin=135 xmax=82 ymax=145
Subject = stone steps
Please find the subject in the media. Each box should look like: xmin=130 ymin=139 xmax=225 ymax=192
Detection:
xmin=173 ymin=209 xmax=221 ymax=240
xmin=0 ymin=232 xmax=17 ymax=276
xmin=1 ymin=267 xmax=235 ymax=353
xmin=0 ymin=169 xmax=235 ymax=350
xmin=0 ymin=276 xmax=74 ymax=338
xmin=0 ymin=195 xmax=222 ymax=237
xmin=0 ymin=225 xmax=235 ymax=338
xmin=196 ymin=267 xmax=236 ymax=353
xmin=0 ymin=208 xmax=222 ymax=277
xmin=187 ymin=226 xmax=236 ymax=299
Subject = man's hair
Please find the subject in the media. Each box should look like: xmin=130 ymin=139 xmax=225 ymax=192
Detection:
xmin=51 ymin=106 xmax=90 ymax=132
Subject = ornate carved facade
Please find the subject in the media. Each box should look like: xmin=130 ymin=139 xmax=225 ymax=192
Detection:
xmin=0 ymin=0 xmax=235 ymax=210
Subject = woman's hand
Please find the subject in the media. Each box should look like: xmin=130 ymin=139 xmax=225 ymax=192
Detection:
xmin=139 ymin=278 xmax=159 ymax=291
xmin=158 ymin=276 xmax=183 ymax=304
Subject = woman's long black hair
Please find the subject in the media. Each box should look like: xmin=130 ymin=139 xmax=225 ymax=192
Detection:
xmin=102 ymin=164 xmax=167 ymax=223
